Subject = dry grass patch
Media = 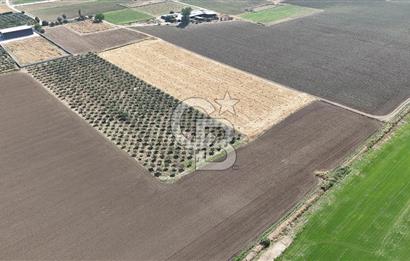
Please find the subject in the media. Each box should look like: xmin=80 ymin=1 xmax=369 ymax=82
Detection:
xmin=100 ymin=39 xmax=315 ymax=138
xmin=3 ymin=36 xmax=66 ymax=65
xmin=65 ymin=20 xmax=114 ymax=34
xmin=0 ymin=4 xmax=13 ymax=14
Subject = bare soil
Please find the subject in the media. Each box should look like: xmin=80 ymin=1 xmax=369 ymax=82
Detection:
xmin=138 ymin=0 xmax=410 ymax=115
xmin=0 ymin=4 xmax=13 ymax=14
xmin=43 ymin=26 xmax=148 ymax=54
xmin=0 ymin=73 xmax=380 ymax=261
xmin=65 ymin=20 xmax=114 ymax=34
xmin=3 ymin=36 xmax=66 ymax=65
xmin=100 ymin=39 xmax=314 ymax=138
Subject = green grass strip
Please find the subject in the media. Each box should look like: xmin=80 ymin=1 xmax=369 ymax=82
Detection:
xmin=240 ymin=4 xmax=318 ymax=24
xmin=103 ymin=8 xmax=152 ymax=25
xmin=280 ymin=119 xmax=410 ymax=260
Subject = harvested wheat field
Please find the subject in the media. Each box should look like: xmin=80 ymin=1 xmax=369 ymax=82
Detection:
xmin=100 ymin=39 xmax=314 ymax=138
xmin=3 ymin=36 xmax=67 ymax=66
xmin=65 ymin=20 xmax=114 ymax=34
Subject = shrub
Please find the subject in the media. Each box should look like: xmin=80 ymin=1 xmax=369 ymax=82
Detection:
xmin=94 ymin=13 xmax=104 ymax=23
xmin=260 ymin=239 xmax=270 ymax=249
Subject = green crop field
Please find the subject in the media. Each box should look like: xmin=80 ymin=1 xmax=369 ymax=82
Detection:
xmin=103 ymin=8 xmax=152 ymax=24
xmin=280 ymin=119 xmax=410 ymax=260
xmin=240 ymin=4 xmax=319 ymax=24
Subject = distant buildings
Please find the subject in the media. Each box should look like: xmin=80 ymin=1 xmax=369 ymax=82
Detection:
xmin=161 ymin=9 xmax=219 ymax=24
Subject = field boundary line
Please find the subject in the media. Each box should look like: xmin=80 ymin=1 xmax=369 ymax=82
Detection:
xmin=322 ymin=97 xmax=410 ymax=122
xmin=39 ymin=30 xmax=73 ymax=54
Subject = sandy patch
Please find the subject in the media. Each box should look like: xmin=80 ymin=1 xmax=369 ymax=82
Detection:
xmin=65 ymin=20 xmax=114 ymax=34
xmin=100 ymin=39 xmax=315 ymax=138
xmin=0 ymin=4 xmax=13 ymax=13
xmin=3 ymin=36 xmax=66 ymax=65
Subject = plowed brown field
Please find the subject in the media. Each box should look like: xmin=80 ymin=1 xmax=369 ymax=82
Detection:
xmin=100 ymin=39 xmax=314 ymax=138
xmin=0 ymin=72 xmax=380 ymax=260
xmin=44 ymin=26 xmax=148 ymax=54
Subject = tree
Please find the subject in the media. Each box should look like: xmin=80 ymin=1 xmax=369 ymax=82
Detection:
xmin=34 ymin=23 xmax=44 ymax=33
xmin=57 ymin=16 xmax=63 ymax=24
xmin=94 ymin=13 xmax=104 ymax=23
xmin=78 ymin=9 xmax=85 ymax=20
xmin=180 ymin=7 xmax=192 ymax=27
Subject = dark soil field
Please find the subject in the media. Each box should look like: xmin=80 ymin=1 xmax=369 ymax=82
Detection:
xmin=43 ymin=26 xmax=148 ymax=54
xmin=138 ymin=0 xmax=410 ymax=115
xmin=0 ymin=72 xmax=379 ymax=260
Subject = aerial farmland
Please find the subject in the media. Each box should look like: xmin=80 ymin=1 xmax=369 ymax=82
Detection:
xmin=0 ymin=0 xmax=409 ymax=260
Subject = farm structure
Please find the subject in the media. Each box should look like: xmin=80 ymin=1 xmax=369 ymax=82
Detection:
xmin=0 ymin=45 xmax=16 ymax=73
xmin=0 ymin=25 xmax=33 ymax=41
xmin=138 ymin=0 xmax=410 ymax=115
xmin=0 ymin=71 xmax=380 ymax=259
xmin=2 ymin=36 xmax=67 ymax=66
xmin=161 ymin=9 xmax=218 ymax=24
xmin=0 ymin=12 xmax=35 ymax=30
xmin=43 ymin=25 xmax=148 ymax=54
xmin=28 ymin=53 xmax=242 ymax=179
xmin=100 ymin=39 xmax=314 ymax=138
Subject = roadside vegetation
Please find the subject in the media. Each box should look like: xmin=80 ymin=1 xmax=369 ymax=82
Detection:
xmin=279 ymin=116 xmax=410 ymax=260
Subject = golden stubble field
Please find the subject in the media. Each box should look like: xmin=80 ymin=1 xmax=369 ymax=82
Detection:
xmin=3 ymin=36 xmax=66 ymax=65
xmin=65 ymin=20 xmax=114 ymax=34
xmin=100 ymin=39 xmax=315 ymax=138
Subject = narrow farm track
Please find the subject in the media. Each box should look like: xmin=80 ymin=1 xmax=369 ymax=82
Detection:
xmin=0 ymin=71 xmax=380 ymax=260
